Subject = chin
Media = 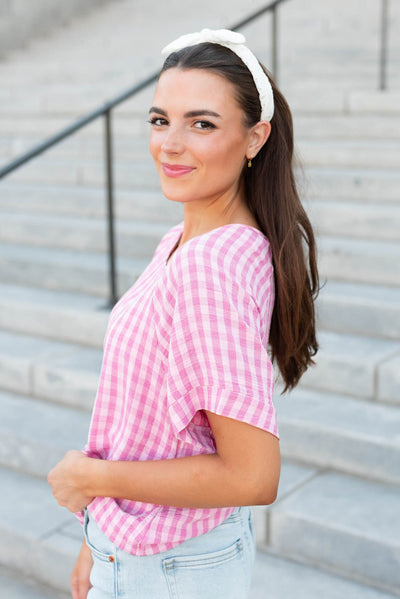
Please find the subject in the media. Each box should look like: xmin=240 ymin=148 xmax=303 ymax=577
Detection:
xmin=160 ymin=185 xmax=193 ymax=204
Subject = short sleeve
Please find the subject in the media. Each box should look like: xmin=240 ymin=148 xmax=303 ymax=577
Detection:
xmin=166 ymin=237 xmax=278 ymax=440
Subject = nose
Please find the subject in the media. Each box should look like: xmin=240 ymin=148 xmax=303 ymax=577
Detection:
xmin=161 ymin=124 xmax=185 ymax=155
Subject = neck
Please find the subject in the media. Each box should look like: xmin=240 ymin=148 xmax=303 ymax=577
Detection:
xmin=179 ymin=185 xmax=258 ymax=246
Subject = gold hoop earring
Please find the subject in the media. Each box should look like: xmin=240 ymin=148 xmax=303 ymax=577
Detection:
xmin=247 ymin=158 xmax=252 ymax=168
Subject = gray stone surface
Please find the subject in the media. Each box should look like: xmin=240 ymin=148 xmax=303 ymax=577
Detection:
xmin=33 ymin=344 xmax=102 ymax=410
xmin=306 ymin=167 xmax=400 ymax=202
xmin=0 ymin=180 xmax=182 ymax=221
xmin=0 ymin=390 xmax=90 ymax=477
xmin=293 ymin=114 xmax=400 ymax=140
xmin=0 ymin=211 xmax=170 ymax=258
xmin=310 ymin=200 xmax=400 ymax=241
xmin=0 ymin=242 xmax=147 ymax=296
xmin=0 ymin=330 xmax=69 ymax=395
xmin=317 ymin=280 xmax=400 ymax=341
xmin=298 ymin=139 xmax=400 ymax=169
xmin=0 ymin=282 xmax=109 ymax=348
xmin=0 ymin=565 xmax=69 ymax=599
xmin=252 ymin=460 xmax=318 ymax=546
xmin=0 ymin=330 xmax=102 ymax=408
xmin=270 ymin=471 xmax=400 ymax=593
xmin=0 ymin=0 xmax=399 ymax=595
xmin=251 ymin=552 xmax=399 ymax=599
xmin=0 ymin=467 xmax=72 ymax=566
xmin=378 ymin=353 xmax=400 ymax=405
xmin=0 ymin=0 xmax=112 ymax=58
xmin=299 ymin=330 xmax=400 ymax=399
xmin=319 ymin=236 xmax=400 ymax=287
xmin=276 ymin=387 xmax=400 ymax=483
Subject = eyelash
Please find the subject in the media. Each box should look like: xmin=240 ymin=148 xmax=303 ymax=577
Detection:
xmin=148 ymin=117 xmax=216 ymax=130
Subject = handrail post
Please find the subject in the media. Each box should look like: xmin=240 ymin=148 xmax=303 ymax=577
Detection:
xmin=104 ymin=108 xmax=118 ymax=308
xmin=379 ymin=0 xmax=389 ymax=90
xmin=271 ymin=4 xmax=278 ymax=82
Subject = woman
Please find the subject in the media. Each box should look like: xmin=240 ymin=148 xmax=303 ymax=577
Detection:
xmin=48 ymin=28 xmax=318 ymax=599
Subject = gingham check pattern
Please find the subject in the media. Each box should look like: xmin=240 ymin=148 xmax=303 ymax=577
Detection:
xmin=81 ymin=222 xmax=277 ymax=555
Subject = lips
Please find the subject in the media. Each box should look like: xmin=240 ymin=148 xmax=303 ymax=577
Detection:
xmin=161 ymin=163 xmax=195 ymax=178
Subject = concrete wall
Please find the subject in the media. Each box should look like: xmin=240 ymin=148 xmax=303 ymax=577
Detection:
xmin=0 ymin=0 xmax=113 ymax=57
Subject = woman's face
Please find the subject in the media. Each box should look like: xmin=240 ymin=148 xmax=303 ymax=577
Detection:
xmin=149 ymin=67 xmax=253 ymax=207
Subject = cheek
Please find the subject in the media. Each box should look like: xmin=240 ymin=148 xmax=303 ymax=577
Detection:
xmin=208 ymin=137 xmax=247 ymax=174
xmin=149 ymin=133 xmax=161 ymax=161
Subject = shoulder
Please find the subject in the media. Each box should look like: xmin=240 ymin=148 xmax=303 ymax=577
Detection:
xmin=175 ymin=224 xmax=272 ymax=278
xmin=171 ymin=224 xmax=273 ymax=296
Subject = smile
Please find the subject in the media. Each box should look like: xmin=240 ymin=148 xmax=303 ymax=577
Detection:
xmin=161 ymin=163 xmax=195 ymax=178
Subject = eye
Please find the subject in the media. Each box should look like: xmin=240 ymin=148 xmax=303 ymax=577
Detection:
xmin=148 ymin=117 xmax=168 ymax=127
xmin=193 ymin=120 xmax=216 ymax=130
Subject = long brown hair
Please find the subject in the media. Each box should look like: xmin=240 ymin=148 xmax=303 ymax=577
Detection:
xmin=161 ymin=43 xmax=319 ymax=391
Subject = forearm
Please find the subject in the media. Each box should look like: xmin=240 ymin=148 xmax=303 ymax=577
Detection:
xmin=82 ymin=453 xmax=268 ymax=509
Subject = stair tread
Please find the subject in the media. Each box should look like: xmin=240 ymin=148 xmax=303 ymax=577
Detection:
xmin=270 ymin=470 xmax=400 ymax=592
xmin=0 ymin=328 xmax=398 ymax=483
xmin=0 ymin=565 xmax=69 ymax=599
xmin=0 ymin=463 xmax=398 ymax=596
xmin=0 ymin=0 xmax=399 ymax=596
xmin=252 ymin=552 xmax=399 ymax=599
xmin=0 ymin=329 xmax=102 ymax=408
xmin=276 ymin=387 xmax=400 ymax=483
xmin=0 ymin=390 xmax=89 ymax=477
xmin=0 ymin=240 xmax=149 ymax=267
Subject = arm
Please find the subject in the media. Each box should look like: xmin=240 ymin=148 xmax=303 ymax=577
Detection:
xmin=48 ymin=412 xmax=280 ymax=512
xmin=70 ymin=538 xmax=93 ymax=599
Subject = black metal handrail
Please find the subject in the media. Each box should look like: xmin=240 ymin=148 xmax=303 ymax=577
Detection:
xmin=0 ymin=0 xmax=391 ymax=305
xmin=0 ymin=0 xmax=288 ymax=306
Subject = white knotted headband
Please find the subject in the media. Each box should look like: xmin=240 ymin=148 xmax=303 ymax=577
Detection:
xmin=161 ymin=28 xmax=274 ymax=122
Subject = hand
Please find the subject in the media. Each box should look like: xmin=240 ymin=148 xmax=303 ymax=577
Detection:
xmin=47 ymin=450 xmax=94 ymax=513
xmin=71 ymin=538 xmax=93 ymax=599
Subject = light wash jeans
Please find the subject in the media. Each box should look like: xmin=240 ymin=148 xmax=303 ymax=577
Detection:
xmin=84 ymin=507 xmax=256 ymax=598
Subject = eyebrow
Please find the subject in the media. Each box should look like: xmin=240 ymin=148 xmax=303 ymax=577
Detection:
xmin=149 ymin=106 xmax=221 ymax=118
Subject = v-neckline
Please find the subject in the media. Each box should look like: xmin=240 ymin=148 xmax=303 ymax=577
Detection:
xmin=165 ymin=222 xmax=264 ymax=266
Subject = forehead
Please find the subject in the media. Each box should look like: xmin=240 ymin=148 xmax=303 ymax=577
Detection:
xmin=153 ymin=67 xmax=240 ymax=113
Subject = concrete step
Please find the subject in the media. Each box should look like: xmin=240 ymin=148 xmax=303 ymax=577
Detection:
xmin=5 ymin=156 xmax=160 ymax=188
xmin=1 ymin=326 xmax=399 ymax=483
xmin=1 ymin=277 xmax=399 ymax=361
xmin=310 ymin=200 xmax=400 ymax=242
xmin=318 ymin=280 xmax=400 ymax=340
xmin=0 ymin=242 xmax=148 ymax=297
xmin=0 ymin=212 xmax=169 ymax=259
xmin=0 ymin=282 xmax=109 ymax=348
xmin=319 ymin=236 xmax=400 ymax=286
xmin=1 ymin=322 xmax=399 ymax=415
xmin=306 ymin=167 xmax=400 ymax=203
xmin=299 ymin=330 xmax=400 ymax=403
xmin=0 ymin=466 xmax=81 ymax=593
xmin=378 ymin=353 xmax=400 ymax=406
xmin=293 ymin=114 xmax=400 ymax=140
xmin=276 ymin=387 xmax=400 ymax=485
xmin=0 ymin=114 xmax=144 ymax=137
xmin=0 ymin=181 xmax=182 ymax=222
xmin=251 ymin=552 xmax=399 ymax=599
xmin=0 ymin=565 xmax=69 ymax=599
xmin=3 ymin=463 xmax=396 ymax=598
xmin=268 ymin=471 xmax=400 ymax=596
xmin=0 ymin=330 xmax=101 ymax=410
xmin=298 ymin=139 xmax=400 ymax=169
xmin=0 ymin=390 xmax=89 ymax=478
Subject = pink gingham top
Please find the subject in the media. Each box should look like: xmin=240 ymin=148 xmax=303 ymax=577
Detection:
xmin=83 ymin=222 xmax=278 ymax=555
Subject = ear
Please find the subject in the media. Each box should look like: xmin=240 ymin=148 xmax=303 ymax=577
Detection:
xmin=246 ymin=121 xmax=272 ymax=160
